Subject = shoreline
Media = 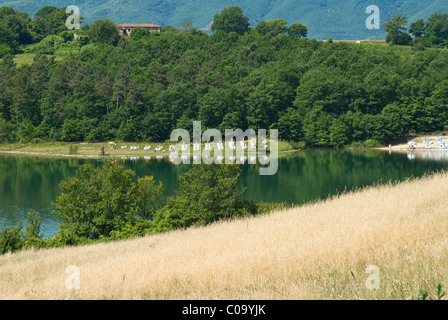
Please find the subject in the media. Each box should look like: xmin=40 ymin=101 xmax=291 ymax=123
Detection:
xmin=0 ymin=148 xmax=301 ymax=159
xmin=1 ymin=134 xmax=447 ymax=159
xmin=0 ymin=140 xmax=300 ymax=159
xmin=379 ymin=135 xmax=448 ymax=151
xmin=0 ymin=150 xmax=103 ymax=158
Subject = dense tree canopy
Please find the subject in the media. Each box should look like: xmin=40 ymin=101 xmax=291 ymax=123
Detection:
xmin=386 ymin=13 xmax=448 ymax=49
xmin=87 ymin=18 xmax=120 ymax=45
xmin=1 ymin=6 xmax=448 ymax=148
xmin=409 ymin=19 xmax=425 ymax=38
xmin=425 ymin=13 xmax=448 ymax=46
xmin=0 ymin=6 xmax=33 ymax=55
xmin=30 ymin=6 xmax=67 ymax=40
xmin=157 ymin=164 xmax=247 ymax=228
xmin=288 ymin=22 xmax=308 ymax=39
xmin=53 ymin=161 xmax=163 ymax=239
xmin=211 ymin=6 xmax=250 ymax=35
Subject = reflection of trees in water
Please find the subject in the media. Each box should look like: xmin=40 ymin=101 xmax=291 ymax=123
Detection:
xmin=0 ymin=156 xmax=85 ymax=206
xmin=241 ymin=150 xmax=447 ymax=204
xmin=0 ymin=151 xmax=447 ymax=232
xmin=0 ymin=155 xmax=91 ymax=233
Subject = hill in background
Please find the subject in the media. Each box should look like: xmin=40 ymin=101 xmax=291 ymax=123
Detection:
xmin=0 ymin=0 xmax=447 ymax=39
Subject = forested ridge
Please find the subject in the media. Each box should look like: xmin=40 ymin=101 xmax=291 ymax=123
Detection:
xmin=1 ymin=6 xmax=448 ymax=148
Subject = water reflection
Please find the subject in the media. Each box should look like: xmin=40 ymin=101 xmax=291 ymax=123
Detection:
xmin=0 ymin=149 xmax=447 ymax=236
xmin=404 ymin=150 xmax=447 ymax=164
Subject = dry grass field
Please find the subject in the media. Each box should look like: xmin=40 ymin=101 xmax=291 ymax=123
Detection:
xmin=1 ymin=172 xmax=448 ymax=300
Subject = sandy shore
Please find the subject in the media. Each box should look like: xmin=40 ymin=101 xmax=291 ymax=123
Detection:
xmin=372 ymin=135 xmax=448 ymax=163
xmin=386 ymin=135 xmax=448 ymax=151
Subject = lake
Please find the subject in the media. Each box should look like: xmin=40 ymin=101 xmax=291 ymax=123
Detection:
xmin=0 ymin=149 xmax=447 ymax=237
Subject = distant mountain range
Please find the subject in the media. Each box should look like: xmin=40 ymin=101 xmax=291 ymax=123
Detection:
xmin=1 ymin=0 xmax=447 ymax=39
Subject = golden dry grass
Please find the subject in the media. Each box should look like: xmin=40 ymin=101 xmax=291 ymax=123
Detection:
xmin=1 ymin=173 xmax=448 ymax=300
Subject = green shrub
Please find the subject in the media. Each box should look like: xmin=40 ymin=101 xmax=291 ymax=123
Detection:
xmin=0 ymin=222 xmax=23 ymax=254
xmin=350 ymin=141 xmax=366 ymax=150
xmin=289 ymin=141 xmax=306 ymax=149
xmin=23 ymin=210 xmax=44 ymax=239
xmin=61 ymin=119 xmax=83 ymax=142
xmin=33 ymin=35 xmax=64 ymax=53
xmin=0 ymin=113 xmax=15 ymax=143
xmin=364 ymin=139 xmax=382 ymax=148
xmin=17 ymin=121 xmax=36 ymax=144
xmin=0 ymin=43 xmax=13 ymax=58
xmin=156 ymin=164 xmax=246 ymax=228
xmin=109 ymin=220 xmax=154 ymax=240
xmin=418 ymin=289 xmax=429 ymax=300
xmin=46 ymin=227 xmax=91 ymax=248
xmin=255 ymin=201 xmax=292 ymax=215
xmin=0 ymin=210 xmax=48 ymax=254
xmin=53 ymin=162 xmax=163 ymax=240
xmin=435 ymin=283 xmax=446 ymax=300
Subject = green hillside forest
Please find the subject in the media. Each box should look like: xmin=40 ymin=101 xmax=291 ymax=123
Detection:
xmin=1 ymin=5 xmax=448 ymax=148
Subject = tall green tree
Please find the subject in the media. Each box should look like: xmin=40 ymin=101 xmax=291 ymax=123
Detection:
xmin=0 ymin=6 xmax=33 ymax=49
xmin=130 ymin=27 xmax=150 ymax=41
xmin=0 ymin=113 xmax=14 ymax=142
xmin=384 ymin=14 xmax=412 ymax=45
xmin=30 ymin=6 xmax=67 ymax=40
xmin=157 ymin=164 xmax=246 ymax=228
xmin=425 ymin=13 xmax=448 ymax=46
xmin=53 ymin=162 xmax=163 ymax=239
xmin=87 ymin=19 xmax=120 ymax=45
xmin=329 ymin=116 xmax=350 ymax=147
xmin=302 ymin=106 xmax=333 ymax=147
xmin=211 ymin=6 xmax=250 ymax=35
xmin=410 ymin=19 xmax=426 ymax=38
xmin=288 ymin=22 xmax=308 ymax=39
xmin=256 ymin=19 xmax=288 ymax=37
xmin=277 ymin=108 xmax=303 ymax=141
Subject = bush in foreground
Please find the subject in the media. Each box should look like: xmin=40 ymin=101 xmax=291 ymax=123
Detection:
xmin=0 ymin=162 xmax=288 ymax=252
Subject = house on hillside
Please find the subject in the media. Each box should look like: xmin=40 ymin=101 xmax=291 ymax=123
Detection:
xmin=116 ymin=23 xmax=162 ymax=36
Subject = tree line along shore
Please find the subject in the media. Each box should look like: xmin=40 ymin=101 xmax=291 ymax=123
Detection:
xmin=1 ymin=6 xmax=448 ymax=149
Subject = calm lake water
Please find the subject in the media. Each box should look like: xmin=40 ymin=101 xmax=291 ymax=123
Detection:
xmin=0 ymin=149 xmax=447 ymax=237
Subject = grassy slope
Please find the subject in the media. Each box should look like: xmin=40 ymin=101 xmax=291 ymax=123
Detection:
xmin=1 ymin=172 xmax=447 ymax=299
xmin=0 ymin=44 xmax=81 ymax=66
